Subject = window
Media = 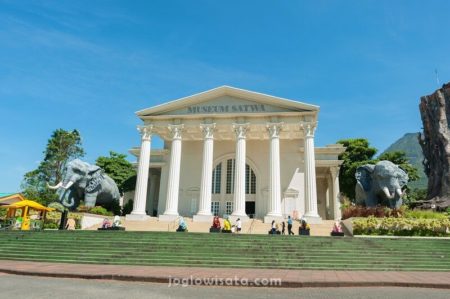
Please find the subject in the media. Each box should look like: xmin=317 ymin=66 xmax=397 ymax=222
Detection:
xmin=212 ymin=163 xmax=222 ymax=194
xmin=225 ymin=201 xmax=233 ymax=215
xmin=226 ymin=159 xmax=235 ymax=194
xmin=225 ymin=159 xmax=256 ymax=195
xmin=249 ymin=167 xmax=256 ymax=194
xmin=211 ymin=202 xmax=220 ymax=216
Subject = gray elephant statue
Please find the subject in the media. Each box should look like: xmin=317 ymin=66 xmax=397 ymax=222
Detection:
xmin=355 ymin=160 xmax=408 ymax=208
xmin=48 ymin=159 xmax=120 ymax=210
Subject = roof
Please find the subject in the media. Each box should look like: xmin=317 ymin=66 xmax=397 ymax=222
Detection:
xmin=136 ymin=86 xmax=319 ymax=117
xmin=0 ymin=193 xmax=26 ymax=205
xmin=0 ymin=199 xmax=55 ymax=212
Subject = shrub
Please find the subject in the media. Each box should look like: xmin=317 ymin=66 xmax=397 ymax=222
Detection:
xmin=122 ymin=199 xmax=133 ymax=216
xmin=404 ymin=210 xmax=448 ymax=220
xmin=353 ymin=216 xmax=450 ymax=236
xmin=88 ymin=206 xmax=113 ymax=216
xmin=342 ymin=205 xmax=405 ymax=220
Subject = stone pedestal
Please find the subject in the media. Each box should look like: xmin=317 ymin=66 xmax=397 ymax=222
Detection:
xmin=158 ymin=214 xmax=179 ymax=222
xmin=264 ymin=215 xmax=284 ymax=224
xmin=126 ymin=214 xmax=151 ymax=221
xmin=193 ymin=214 xmax=214 ymax=222
xmin=228 ymin=215 xmax=250 ymax=223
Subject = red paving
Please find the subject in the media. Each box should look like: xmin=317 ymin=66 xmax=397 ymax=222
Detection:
xmin=0 ymin=260 xmax=449 ymax=288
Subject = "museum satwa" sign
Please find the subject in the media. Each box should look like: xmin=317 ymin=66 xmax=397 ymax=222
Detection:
xmin=187 ymin=104 xmax=266 ymax=114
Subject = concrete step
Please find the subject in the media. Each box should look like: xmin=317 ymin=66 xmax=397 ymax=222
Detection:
xmin=87 ymin=217 xmax=338 ymax=236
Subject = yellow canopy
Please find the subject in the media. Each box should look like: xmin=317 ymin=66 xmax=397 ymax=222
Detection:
xmin=0 ymin=200 xmax=55 ymax=212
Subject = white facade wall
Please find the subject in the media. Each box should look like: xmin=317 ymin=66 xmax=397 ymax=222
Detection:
xmin=155 ymin=139 xmax=307 ymax=219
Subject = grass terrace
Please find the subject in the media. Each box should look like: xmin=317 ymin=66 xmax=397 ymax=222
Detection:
xmin=0 ymin=231 xmax=449 ymax=271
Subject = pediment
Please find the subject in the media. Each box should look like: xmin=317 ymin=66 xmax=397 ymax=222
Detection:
xmin=137 ymin=86 xmax=318 ymax=118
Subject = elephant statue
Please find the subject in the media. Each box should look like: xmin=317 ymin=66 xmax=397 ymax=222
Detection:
xmin=355 ymin=160 xmax=408 ymax=208
xmin=48 ymin=159 xmax=120 ymax=211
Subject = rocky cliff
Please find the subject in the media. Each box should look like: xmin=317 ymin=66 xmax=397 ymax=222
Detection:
xmin=418 ymin=82 xmax=450 ymax=209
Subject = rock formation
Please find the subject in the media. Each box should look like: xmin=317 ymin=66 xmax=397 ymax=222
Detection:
xmin=417 ymin=82 xmax=450 ymax=210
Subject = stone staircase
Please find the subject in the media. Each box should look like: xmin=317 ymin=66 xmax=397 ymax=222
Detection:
xmin=1 ymin=231 xmax=449 ymax=271
xmin=87 ymin=217 xmax=337 ymax=236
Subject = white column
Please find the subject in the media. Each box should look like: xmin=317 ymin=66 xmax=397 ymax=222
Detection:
xmin=264 ymin=123 xmax=283 ymax=223
xmin=194 ymin=123 xmax=215 ymax=222
xmin=127 ymin=125 xmax=153 ymax=221
xmin=159 ymin=124 xmax=183 ymax=221
xmin=301 ymin=122 xmax=322 ymax=224
xmin=230 ymin=123 xmax=249 ymax=221
xmin=330 ymin=166 xmax=342 ymax=220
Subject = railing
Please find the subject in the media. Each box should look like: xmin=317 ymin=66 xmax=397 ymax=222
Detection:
xmin=247 ymin=218 xmax=256 ymax=234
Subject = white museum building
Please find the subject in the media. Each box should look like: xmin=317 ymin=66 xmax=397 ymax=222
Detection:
xmin=125 ymin=86 xmax=345 ymax=223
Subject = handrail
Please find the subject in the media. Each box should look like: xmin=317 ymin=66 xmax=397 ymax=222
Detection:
xmin=247 ymin=218 xmax=256 ymax=234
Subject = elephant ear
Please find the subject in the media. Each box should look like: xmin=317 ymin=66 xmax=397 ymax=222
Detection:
xmin=88 ymin=164 xmax=101 ymax=175
xmin=397 ymin=167 xmax=409 ymax=187
xmin=355 ymin=164 xmax=375 ymax=192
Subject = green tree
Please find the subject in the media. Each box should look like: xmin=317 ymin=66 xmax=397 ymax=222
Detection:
xmin=337 ymin=139 xmax=420 ymax=204
xmin=95 ymin=151 xmax=136 ymax=194
xmin=21 ymin=129 xmax=85 ymax=205
xmin=337 ymin=138 xmax=378 ymax=200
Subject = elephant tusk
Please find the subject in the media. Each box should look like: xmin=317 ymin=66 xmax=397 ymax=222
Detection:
xmin=61 ymin=181 xmax=74 ymax=189
xmin=396 ymin=188 xmax=403 ymax=198
xmin=382 ymin=187 xmax=395 ymax=199
xmin=47 ymin=182 xmax=62 ymax=190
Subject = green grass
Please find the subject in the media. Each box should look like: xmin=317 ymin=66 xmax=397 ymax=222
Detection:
xmin=0 ymin=231 xmax=449 ymax=271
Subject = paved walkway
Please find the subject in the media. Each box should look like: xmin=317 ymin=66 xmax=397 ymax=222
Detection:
xmin=1 ymin=260 xmax=449 ymax=288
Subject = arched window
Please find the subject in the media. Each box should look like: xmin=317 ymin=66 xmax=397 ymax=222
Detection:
xmin=212 ymin=158 xmax=256 ymax=194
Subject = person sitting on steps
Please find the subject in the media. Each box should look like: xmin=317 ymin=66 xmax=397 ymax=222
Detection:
xmin=299 ymin=219 xmax=310 ymax=236
xmin=331 ymin=220 xmax=344 ymax=236
xmin=176 ymin=216 xmax=188 ymax=232
xmin=222 ymin=217 xmax=232 ymax=233
xmin=210 ymin=216 xmax=221 ymax=233
xmin=102 ymin=218 xmax=111 ymax=229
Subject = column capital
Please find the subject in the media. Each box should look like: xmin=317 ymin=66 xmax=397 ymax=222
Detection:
xmin=300 ymin=121 xmax=318 ymax=138
xmin=168 ymin=124 xmax=184 ymax=140
xmin=137 ymin=125 xmax=153 ymax=141
xmin=330 ymin=166 xmax=340 ymax=178
xmin=266 ymin=122 xmax=283 ymax=139
xmin=200 ymin=123 xmax=216 ymax=139
xmin=232 ymin=123 xmax=249 ymax=139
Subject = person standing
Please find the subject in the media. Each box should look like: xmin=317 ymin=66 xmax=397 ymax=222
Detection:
xmin=281 ymin=221 xmax=286 ymax=235
xmin=287 ymin=216 xmax=294 ymax=235
xmin=65 ymin=218 xmax=76 ymax=230
xmin=236 ymin=218 xmax=242 ymax=233
xmin=271 ymin=220 xmax=276 ymax=234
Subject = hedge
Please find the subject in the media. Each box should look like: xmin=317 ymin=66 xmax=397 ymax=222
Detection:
xmin=353 ymin=216 xmax=450 ymax=237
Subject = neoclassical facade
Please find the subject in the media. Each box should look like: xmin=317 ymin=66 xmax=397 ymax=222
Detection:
xmin=125 ymin=86 xmax=344 ymax=223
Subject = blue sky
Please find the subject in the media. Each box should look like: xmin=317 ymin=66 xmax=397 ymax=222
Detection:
xmin=1 ymin=0 xmax=449 ymax=192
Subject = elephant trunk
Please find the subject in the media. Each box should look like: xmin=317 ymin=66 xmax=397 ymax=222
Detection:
xmin=382 ymin=186 xmax=395 ymax=199
xmin=47 ymin=181 xmax=62 ymax=190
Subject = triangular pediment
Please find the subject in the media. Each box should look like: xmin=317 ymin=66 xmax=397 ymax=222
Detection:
xmin=136 ymin=86 xmax=319 ymax=117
